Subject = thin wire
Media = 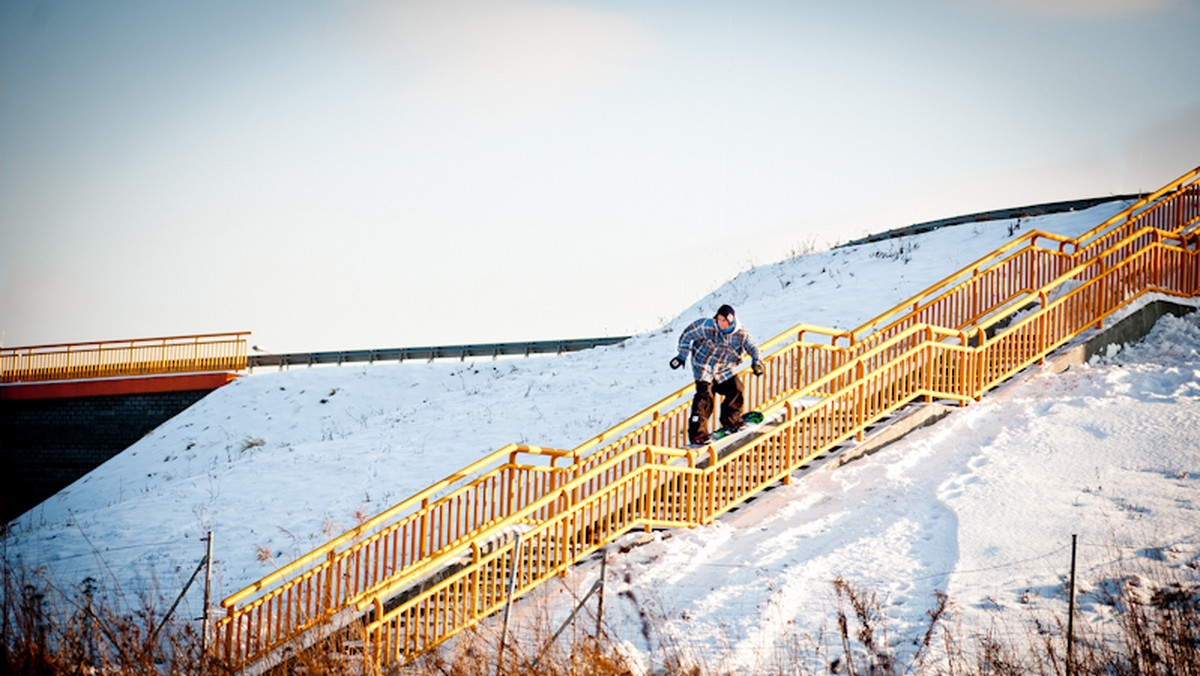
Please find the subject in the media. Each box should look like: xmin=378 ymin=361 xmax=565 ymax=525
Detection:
xmin=644 ymin=543 xmax=1073 ymax=581
xmin=913 ymin=544 xmax=1071 ymax=582
xmin=15 ymin=539 xmax=186 ymax=562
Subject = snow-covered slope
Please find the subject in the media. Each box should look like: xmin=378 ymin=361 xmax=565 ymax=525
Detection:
xmin=529 ymin=307 xmax=1200 ymax=673
xmin=11 ymin=200 xmax=1197 ymax=669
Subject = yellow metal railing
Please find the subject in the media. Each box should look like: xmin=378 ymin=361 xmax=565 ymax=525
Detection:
xmin=0 ymin=332 xmax=251 ymax=384
xmin=365 ymin=225 xmax=1199 ymax=666
xmin=215 ymin=166 xmax=1200 ymax=671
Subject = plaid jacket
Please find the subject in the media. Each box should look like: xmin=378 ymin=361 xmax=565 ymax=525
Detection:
xmin=676 ymin=317 xmax=762 ymax=383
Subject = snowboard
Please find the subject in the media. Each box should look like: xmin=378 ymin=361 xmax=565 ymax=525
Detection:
xmin=688 ymin=411 xmax=764 ymax=448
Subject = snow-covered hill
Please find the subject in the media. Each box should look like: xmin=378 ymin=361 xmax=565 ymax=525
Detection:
xmin=529 ymin=306 xmax=1200 ymax=673
xmin=8 ymin=199 xmax=1199 ymax=673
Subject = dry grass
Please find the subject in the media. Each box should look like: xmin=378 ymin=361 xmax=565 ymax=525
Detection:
xmin=3 ymin=546 xmax=1197 ymax=675
xmin=2 ymin=564 xmax=204 ymax=675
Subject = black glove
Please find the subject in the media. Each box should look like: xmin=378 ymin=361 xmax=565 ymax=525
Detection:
xmin=670 ymin=356 xmax=685 ymax=370
xmin=751 ymin=362 xmax=764 ymax=376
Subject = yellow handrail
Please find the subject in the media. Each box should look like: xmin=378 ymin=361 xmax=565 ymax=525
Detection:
xmin=214 ymin=165 xmax=1200 ymax=670
xmin=365 ymin=229 xmax=1198 ymax=665
xmin=1074 ymin=165 xmax=1200 ymax=249
xmin=220 ymin=443 xmax=574 ymax=606
xmin=0 ymin=332 xmax=251 ymax=384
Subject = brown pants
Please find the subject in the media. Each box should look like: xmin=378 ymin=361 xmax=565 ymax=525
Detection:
xmin=688 ymin=377 xmax=744 ymax=442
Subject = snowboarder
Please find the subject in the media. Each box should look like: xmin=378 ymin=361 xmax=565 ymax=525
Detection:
xmin=670 ymin=304 xmax=765 ymax=445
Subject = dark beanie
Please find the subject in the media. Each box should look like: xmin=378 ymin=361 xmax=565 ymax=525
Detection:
xmin=716 ymin=304 xmax=735 ymax=320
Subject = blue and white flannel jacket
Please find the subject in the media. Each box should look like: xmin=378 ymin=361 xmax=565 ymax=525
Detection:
xmin=676 ymin=317 xmax=762 ymax=384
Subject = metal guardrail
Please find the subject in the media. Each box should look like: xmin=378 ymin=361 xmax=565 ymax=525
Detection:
xmin=838 ymin=194 xmax=1145 ymax=248
xmin=247 ymin=336 xmax=631 ymax=369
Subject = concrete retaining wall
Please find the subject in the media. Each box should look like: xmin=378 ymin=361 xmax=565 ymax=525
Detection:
xmin=1 ymin=389 xmax=212 ymax=523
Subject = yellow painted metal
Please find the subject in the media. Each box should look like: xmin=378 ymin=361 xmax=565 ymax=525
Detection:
xmin=0 ymin=332 xmax=250 ymax=383
xmin=215 ymin=165 xmax=1200 ymax=671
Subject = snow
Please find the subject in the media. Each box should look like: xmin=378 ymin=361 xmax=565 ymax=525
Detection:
xmin=544 ymin=308 xmax=1200 ymax=673
xmin=7 ymin=199 xmax=1200 ymax=672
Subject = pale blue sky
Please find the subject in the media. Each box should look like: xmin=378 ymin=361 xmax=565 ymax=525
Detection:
xmin=2 ymin=0 xmax=1198 ymax=352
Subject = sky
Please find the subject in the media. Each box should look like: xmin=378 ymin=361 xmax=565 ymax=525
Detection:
xmin=2 ymin=0 xmax=1198 ymax=353
xmin=6 ymin=203 xmax=1198 ymax=673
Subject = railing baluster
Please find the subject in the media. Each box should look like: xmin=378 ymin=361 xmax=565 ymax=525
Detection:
xmin=2 ymin=332 xmax=249 ymax=384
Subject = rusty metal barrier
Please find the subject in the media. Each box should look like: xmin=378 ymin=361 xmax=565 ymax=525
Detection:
xmin=214 ymin=165 xmax=1200 ymax=671
xmin=0 ymin=332 xmax=250 ymax=384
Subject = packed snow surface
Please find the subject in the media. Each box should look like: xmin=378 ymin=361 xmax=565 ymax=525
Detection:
xmin=545 ymin=309 xmax=1200 ymax=673
xmin=8 ymin=200 xmax=1199 ymax=672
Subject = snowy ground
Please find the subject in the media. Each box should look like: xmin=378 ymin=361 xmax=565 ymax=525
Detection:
xmin=523 ymin=307 xmax=1200 ymax=673
xmin=7 ymin=199 xmax=1199 ymax=671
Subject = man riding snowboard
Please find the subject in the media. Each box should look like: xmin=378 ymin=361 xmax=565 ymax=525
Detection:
xmin=670 ymin=304 xmax=764 ymax=445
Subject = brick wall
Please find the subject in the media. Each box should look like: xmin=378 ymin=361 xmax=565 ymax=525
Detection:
xmin=1 ymin=389 xmax=213 ymax=524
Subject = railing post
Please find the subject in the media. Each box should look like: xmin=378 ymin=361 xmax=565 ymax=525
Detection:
xmin=925 ymin=327 xmax=935 ymax=402
xmin=700 ymin=446 xmax=710 ymax=525
xmin=223 ymin=607 xmax=234 ymax=667
xmin=643 ymin=448 xmax=654 ymax=532
xmin=975 ymin=327 xmax=986 ymax=401
xmin=855 ymin=361 xmax=866 ymax=442
xmin=507 ymin=452 xmax=519 ymax=511
xmin=783 ymin=402 xmax=795 ymax=485
xmin=957 ymin=331 xmax=970 ymax=401
xmin=372 ymin=597 xmax=385 ymax=670
xmin=685 ymin=448 xmax=698 ymax=524
xmin=470 ymin=542 xmax=482 ymax=618
xmin=418 ymin=498 xmax=430 ymax=560
xmin=324 ymin=550 xmax=336 ymax=615
xmin=1037 ymin=291 xmax=1049 ymax=365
